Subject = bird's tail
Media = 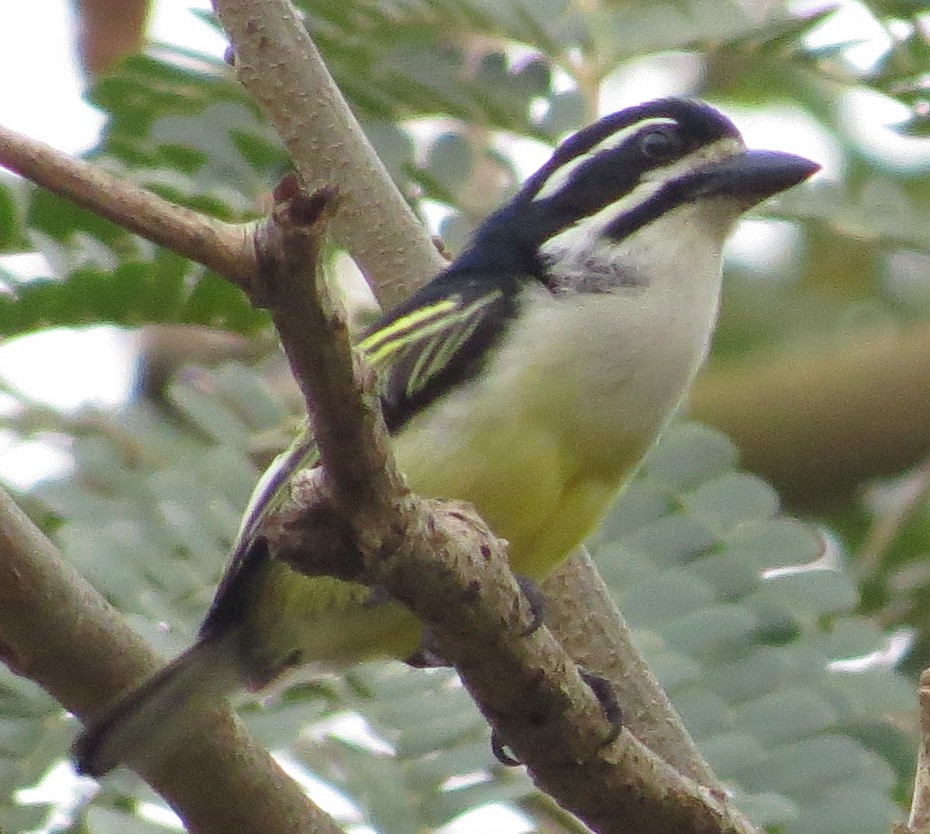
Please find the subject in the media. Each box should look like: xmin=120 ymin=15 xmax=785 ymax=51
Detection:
xmin=72 ymin=632 xmax=243 ymax=778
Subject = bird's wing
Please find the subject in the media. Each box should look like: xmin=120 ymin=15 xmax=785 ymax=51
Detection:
xmin=359 ymin=275 xmax=518 ymax=431
xmin=201 ymin=272 xmax=521 ymax=635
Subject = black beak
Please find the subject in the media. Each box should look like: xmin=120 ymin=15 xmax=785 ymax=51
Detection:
xmin=601 ymin=148 xmax=819 ymax=241
xmin=694 ymin=149 xmax=820 ymax=205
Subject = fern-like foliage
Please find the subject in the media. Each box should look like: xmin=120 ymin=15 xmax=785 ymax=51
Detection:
xmin=0 ymin=365 xmax=912 ymax=834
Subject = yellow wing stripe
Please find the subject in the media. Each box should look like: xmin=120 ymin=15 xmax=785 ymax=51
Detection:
xmin=417 ymin=301 xmax=489 ymax=393
xmin=360 ymin=290 xmax=503 ymax=386
xmin=407 ymin=328 xmax=447 ymax=397
xmin=402 ymin=291 xmax=503 ymax=396
xmin=359 ymin=298 xmax=459 ymax=362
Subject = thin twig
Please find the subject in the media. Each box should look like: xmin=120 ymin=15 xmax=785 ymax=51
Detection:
xmin=0 ymin=124 xmax=257 ymax=287
xmin=254 ymin=185 xmax=400 ymax=507
xmin=904 ymin=669 xmax=930 ymax=833
xmin=858 ymin=460 xmax=930 ymax=579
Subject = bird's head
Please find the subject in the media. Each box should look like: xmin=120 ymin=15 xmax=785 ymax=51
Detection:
xmin=456 ymin=98 xmax=819 ymax=285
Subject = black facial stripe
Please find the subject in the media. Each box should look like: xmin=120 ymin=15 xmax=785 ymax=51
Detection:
xmin=602 ymin=166 xmax=721 ymax=241
xmin=520 ymin=97 xmax=741 ymax=203
xmin=450 ymin=98 xmax=745 ymax=277
xmin=528 ymin=149 xmax=642 ymax=241
xmin=529 ymin=125 xmax=706 ymax=242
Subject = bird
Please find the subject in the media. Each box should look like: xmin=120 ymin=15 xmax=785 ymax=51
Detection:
xmin=73 ymin=97 xmax=818 ymax=777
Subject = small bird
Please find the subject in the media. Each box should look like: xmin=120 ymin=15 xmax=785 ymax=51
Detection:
xmin=73 ymin=98 xmax=818 ymax=777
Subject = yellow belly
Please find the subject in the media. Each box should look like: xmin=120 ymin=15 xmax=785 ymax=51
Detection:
xmin=245 ymin=288 xmax=691 ymax=672
xmin=391 ymin=375 xmax=649 ymax=578
xmin=248 ymin=417 xmax=644 ymax=673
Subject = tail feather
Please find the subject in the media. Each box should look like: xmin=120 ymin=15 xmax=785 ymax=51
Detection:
xmin=72 ymin=633 xmax=242 ymax=778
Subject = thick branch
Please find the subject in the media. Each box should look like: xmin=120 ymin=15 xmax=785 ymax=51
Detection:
xmin=0 ymin=488 xmax=341 ymax=834
xmin=252 ymin=186 xmax=757 ymax=834
xmin=213 ymin=0 xmax=446 ymax=310
xmin=545 ymin=550 xmax=722 ymax=789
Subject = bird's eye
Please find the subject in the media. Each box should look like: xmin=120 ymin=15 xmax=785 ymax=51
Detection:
xmin=639 ymin=126 xmax=685 ymax=161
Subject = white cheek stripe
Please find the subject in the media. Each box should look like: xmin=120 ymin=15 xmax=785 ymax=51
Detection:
xmin=539 ymin=179 xmax=661 ymax=261
xmin=640 ymin=136 xmax=745 ymax=186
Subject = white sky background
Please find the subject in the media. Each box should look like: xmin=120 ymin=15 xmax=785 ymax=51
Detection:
xmin=0 ymin=1 xmax=928 ymax=830
xmin=0 ymin=1 xmax=230 ymax=488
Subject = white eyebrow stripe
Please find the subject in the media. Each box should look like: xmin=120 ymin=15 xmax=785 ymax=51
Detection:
xmin=530 ymin=117 xmax=674 ymax=203
xmin=638 ymin=135 xmax=745 ymax=185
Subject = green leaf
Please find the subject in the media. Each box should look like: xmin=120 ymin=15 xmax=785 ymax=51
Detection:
xmin=732 ymin=687 xmax=838 ymax=745
xmin=640 ymin=422 xmax=740 ymax=489
xmin=682 ymin=472 xmax=781 ymax=530
xmin=617 ymin=568 xmax=716 ymax=627
xmin=0 ymin=181 xmax=28 ymax=251
xmin=0 ymin=258 xmax=266 ymax=339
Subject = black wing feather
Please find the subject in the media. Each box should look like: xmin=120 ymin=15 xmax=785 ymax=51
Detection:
xmin=201 ymin=268 xmax=524 ymax=635
xmin=360 ymin=269 xmax=522 ymax=432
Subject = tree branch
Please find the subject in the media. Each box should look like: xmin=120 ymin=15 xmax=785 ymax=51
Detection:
xmin=246 ymin=183 xmax=757 ymax=834
xmin=213 ymin=0 xmax=446 ymax=311
xmin=690 ymin=323 xmax=930 ymax=509
xmin=0 ymin=487 xmax=342 ymax=834
xmin=544 ymin=550 xmax=722 ymax=788
xmin=0 ymin=0 xmax=742 ymax=829
xmin=0 ymin=124 xmax=256 ymax=287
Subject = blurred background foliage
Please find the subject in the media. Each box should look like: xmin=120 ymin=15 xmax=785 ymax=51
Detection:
xmin=0 ymin=0 xmax=929 ymax=831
